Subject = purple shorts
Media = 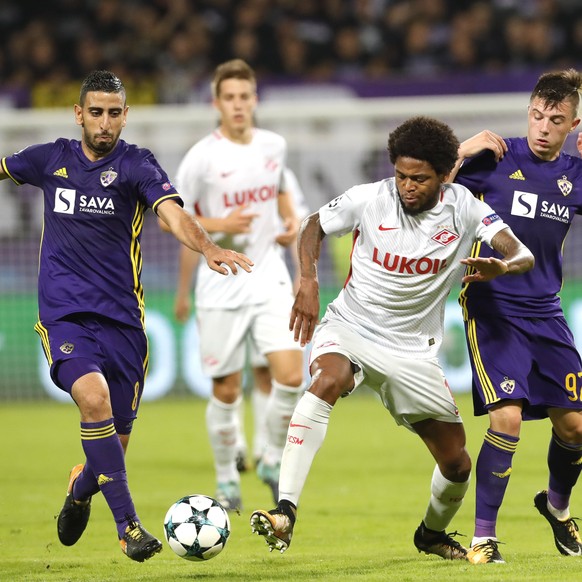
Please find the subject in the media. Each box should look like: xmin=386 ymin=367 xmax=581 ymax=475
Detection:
xmin=36 ymin=315 xmax=148 ymax=432
xmin=465 ymin=315 xmax=582 ymax=420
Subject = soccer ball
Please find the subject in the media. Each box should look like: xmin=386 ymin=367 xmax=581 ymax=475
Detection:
xmin=163 ymin=494 xmax=231 ymax=561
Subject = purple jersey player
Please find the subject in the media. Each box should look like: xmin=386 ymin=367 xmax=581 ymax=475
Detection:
xmin=0 ymin=70 xmax=252 ymax=562
xmin=452 ymin=69 xmax=582 ymax=564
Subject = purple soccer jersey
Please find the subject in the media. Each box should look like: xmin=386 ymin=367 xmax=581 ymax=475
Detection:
xmin=456 ymin=137 xmax=582 ymax=416
xmin=457 ymin=137 xmax=582 ymax=318
xmin=2 ymin=138 xmax=181 ymax=328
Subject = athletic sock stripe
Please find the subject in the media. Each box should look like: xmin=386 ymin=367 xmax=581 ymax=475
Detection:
xmin=552 ymin=433 xmax=582 ymax=452
xmin=484 ymin=432 xmax=518 ymax=453
xmin=80 ymin=424 xmax=116 ymax=440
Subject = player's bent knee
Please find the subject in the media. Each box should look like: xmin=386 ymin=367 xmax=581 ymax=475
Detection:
xmin=307 ymin=372 xmax=350 ymax=405
xmin=441 ymin=452 xmax=471 ymax=483
xmin=554 ymin=421 xmax=582 ymax=445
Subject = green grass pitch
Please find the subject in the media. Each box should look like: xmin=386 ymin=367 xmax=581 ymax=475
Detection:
xmin=1 ymin=392 xmax=581 ymax=581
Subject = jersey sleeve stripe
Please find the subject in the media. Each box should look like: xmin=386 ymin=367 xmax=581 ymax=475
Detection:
xmin=1 ymin=158 xmax=21 ymax=185
xmin=152 ymin=193 xmax=181 ymax=215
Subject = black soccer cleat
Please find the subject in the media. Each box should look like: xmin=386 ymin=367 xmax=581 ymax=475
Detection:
xmin=57 ymin=464 xmax=91 ymax=546
xmin=413 ymin=521 xmax=468 ymax=560
xmin=534 ymin=490 xmax=582 ymax=556
xmin=120 ymin=519 xmax=163 ymax=562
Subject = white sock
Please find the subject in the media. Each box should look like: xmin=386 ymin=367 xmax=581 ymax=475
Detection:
xmin=252 ymin=388 xmax=269 ymax=461
xmin=423 ymin=464 xmax=470 ymax=532
xmin=262 ymin=380 xmax=302 ymax=466
xmin=278 ymin=391 xmax=333 ymax=507
xmin=471 ymin=535 xmax=497 ymax=546
xmin=548 ymin=497 xmax=570 ymax=521
xmin=205 ymin=396 xmax=240 ymax=484
xmin=235 ymin=396 xmax=247 ymax=458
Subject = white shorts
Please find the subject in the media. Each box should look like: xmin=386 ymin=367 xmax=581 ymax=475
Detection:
xmin=309 ymin=319 xmax=462 ymax=432
xmin=247 ymin=335 xmax=268 ymax=368
xmin=197 ymin=290 xmax=301 ymax=378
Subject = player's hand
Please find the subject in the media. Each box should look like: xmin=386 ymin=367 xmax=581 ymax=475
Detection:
xmin=458 ymin=130 xmax=507 ymax=162
xmin=174 ymin=293 xmax=191 ymax=323
xmin=577 ymin=132 xmax=582 ymax=157
xmin=460 ymin=256 xmax=509 ymax=283
xmin=203 ymin=246 xmax=253 ymax=275
xmin=223 ymin=204 xmax=259 ymax=234
xmin=275 ymin=217 xmax=299 ymax=247
xmin=290 ymin=278 xmax=320 ymax=347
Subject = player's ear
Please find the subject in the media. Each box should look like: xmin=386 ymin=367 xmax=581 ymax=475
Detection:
xmin=74 ymin=104 xmax=83 ymax=126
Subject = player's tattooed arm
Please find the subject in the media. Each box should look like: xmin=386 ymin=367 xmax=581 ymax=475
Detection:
xmin=461 ymin=227 xmax=534 ymax=283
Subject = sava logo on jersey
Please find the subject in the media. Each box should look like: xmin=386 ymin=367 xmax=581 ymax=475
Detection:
xmin=79 ymin=195 xmax=115 ymax=214
xmin=372 ymin=247 xmax=447 ymax=274
xmin=511 ymin=191 xmax=571 ymax=223
xmin=53 ymin=188 xmax=115 ymax=215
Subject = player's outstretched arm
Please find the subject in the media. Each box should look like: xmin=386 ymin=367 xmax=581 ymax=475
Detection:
xmin=157 ymin=199 xmax=253 ymax=275
xmin=290 ymin=212 xmax=325 ymax=347
xmin=460 ymin=227 xmax=534 ymax=283
xmin=447 ymin=130 xmax=507 ymax=182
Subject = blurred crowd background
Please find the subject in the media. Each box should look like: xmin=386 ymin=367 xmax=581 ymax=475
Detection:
xmin=2 ymin=0 xmax=582 ymax=107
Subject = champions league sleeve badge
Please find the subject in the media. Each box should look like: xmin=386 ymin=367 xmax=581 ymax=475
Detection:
xmin=100 ymin=168 xmax=118 ymax=187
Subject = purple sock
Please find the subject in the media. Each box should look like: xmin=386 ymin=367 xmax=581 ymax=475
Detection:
xmin=72 ymin=463 xmax=100 ymax=501
xmin=547 ymin=431 xmax=582 ymax=511
xmin=80 ymin=418 xmax=138 ymax=538
xmin=474 ymin=429 xmax=519 ymax=539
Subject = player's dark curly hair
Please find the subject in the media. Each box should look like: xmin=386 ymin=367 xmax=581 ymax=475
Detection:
xmin=79 ymin=70 xmax=125 ymax=106
xmin=531 ymin=68 xmax=582 ymax=116
xmin=387 ymin=116 xmax=460 ymax=177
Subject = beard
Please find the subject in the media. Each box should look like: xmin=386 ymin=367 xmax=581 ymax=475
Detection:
xmin=397 ymin=189 xmax=439 ymax=215
xmin=81 ymin=126 xmax=119 ymax=158
xmin=87 ymin=135 xmax=116 ymax=155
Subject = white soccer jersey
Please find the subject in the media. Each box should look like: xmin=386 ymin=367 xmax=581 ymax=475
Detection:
xmin=319 ymin=178 xmax=508 ymax=358
xmin=177 ymin=128 xmax=292 ymax=309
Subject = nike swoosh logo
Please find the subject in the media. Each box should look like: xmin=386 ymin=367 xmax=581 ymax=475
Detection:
xmin=378 ymin=225 xmax=399 ymax=231
xmin=557 ymin=539 xmax=582 ymax=556
xmin=289 ymin=422 xmax=312 ymax=430
xmin=491 ymin=468 xmax=512 ymax=479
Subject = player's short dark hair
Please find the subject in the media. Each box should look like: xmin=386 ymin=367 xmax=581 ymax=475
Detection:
xmin=211 ymin=59 xmax=256 ymax=98
xmin=387 ymin=116 xmax=460 ymax=176
xmin=531 ymin=68 xmax=582 ymax=116
xmin=79 ymin=70 xmax=126 ymax=106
